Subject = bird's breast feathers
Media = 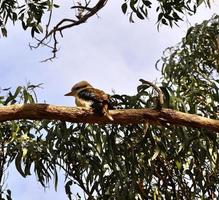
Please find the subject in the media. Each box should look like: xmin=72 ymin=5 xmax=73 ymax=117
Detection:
xmin=75 ymin=96 xmax=93 ymax=108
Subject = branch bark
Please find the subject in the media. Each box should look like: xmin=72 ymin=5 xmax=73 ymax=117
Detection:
xmin=0 ymin=104 xmax=218 ymax=131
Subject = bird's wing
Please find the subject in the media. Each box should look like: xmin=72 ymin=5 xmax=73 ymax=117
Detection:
xmin=78 ymin=88 xmax=113 ymax=120
xmin=78 ymin=88 xmax=109 ymax=103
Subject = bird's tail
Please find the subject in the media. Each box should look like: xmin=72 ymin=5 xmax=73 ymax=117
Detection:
xmin=102 ymin=104 xmax=113 ymax=121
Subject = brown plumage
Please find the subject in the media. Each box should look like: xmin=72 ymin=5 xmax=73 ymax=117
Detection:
xmin=65 ymin=81 xmax=113 ymax=121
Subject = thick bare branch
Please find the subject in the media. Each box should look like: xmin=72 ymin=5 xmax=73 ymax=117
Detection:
xmin=0 ymin=104 xmax=219 ymax=132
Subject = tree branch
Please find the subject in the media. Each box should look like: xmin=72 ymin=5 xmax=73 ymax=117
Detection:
xmin=31 ymin=0 xmax=108 ymax=61
xmin=139 ymin=79 xmax=164 ymax=110
xmin=0 ymin=104 xmax=219 ymax=132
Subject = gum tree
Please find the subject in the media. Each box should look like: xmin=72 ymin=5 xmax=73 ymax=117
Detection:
xmin=1 ymin=0 xmax=219 ymax=199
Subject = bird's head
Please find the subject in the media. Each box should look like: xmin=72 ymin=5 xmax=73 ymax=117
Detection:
xmin=64 ymin=81 xmax=92 ymax=96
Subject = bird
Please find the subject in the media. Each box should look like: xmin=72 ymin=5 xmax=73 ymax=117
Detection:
xmin=64 ymin=81 xmax=113 ymax=121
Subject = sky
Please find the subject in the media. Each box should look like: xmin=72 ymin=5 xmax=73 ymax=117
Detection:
xmin=0 ymin=0 xmax=219 ymax=199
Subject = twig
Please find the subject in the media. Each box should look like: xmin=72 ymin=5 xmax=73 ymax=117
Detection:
xmin=139 ymin=79 xmax=164 ymax=110
xmin=31 ymin=0 xmax=108 ymax=61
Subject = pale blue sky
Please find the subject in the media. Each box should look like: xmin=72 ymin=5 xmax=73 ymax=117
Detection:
xmin=1 ymin=1 xmax=219 ymax=199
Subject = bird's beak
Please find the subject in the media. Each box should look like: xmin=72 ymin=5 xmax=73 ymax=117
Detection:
xmin=64 ymin=91 xmax=75 ymax=96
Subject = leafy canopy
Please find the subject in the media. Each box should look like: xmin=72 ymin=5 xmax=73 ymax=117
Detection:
xmin=1 ymin=0 xmax=219 ymax=199
xmin=1 ymin=15 xmax=219 ymax=199
xmin=0 ymin=0 xmax=210 ymax=60
xmin=0 ymin=0 xmax=210 ymax=37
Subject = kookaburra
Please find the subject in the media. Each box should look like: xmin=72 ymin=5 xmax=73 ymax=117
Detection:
xmin=65 ymin=81 xmax=113 ymax=121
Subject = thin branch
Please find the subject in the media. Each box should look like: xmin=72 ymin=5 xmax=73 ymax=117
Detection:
xmin=46 ymin=0 xmax=53 ymax=35
xmin=71 ymin=5 xmax=93 ymax=12
xmin=32 ymin=0 xmax=108 ymax=61
xmin=0 ymin=104 xmax=219 ymax=132
xmin=139 ymin=79 xmax=164 ymax=110
xmin=48 ymin=0 xmax=107 ymax=36
xmin=41 ymin=31 xmax=59 ymax=62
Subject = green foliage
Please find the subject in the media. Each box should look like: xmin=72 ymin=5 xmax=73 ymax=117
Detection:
xmin=1 ymin=69 xmax=219 ymax=199
xmin=1 ymin=10 xmax=219 ymax=200
xmin=0 ymin=0 xmax=209 ymax=38
xmin=122 ymin=0 xmax=210 ymax=26
xmin=152 ymin=14 xmax=219 ymax=198
xmin=0 ymin=0 xmax=58 ymax=38
xmin=158 ymin=14 xmax=219 ymax=116
xmin=0 ymin=83 xmax=42 ymax=199
xmin=0 ymin=82 xmax=167 ymax=199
